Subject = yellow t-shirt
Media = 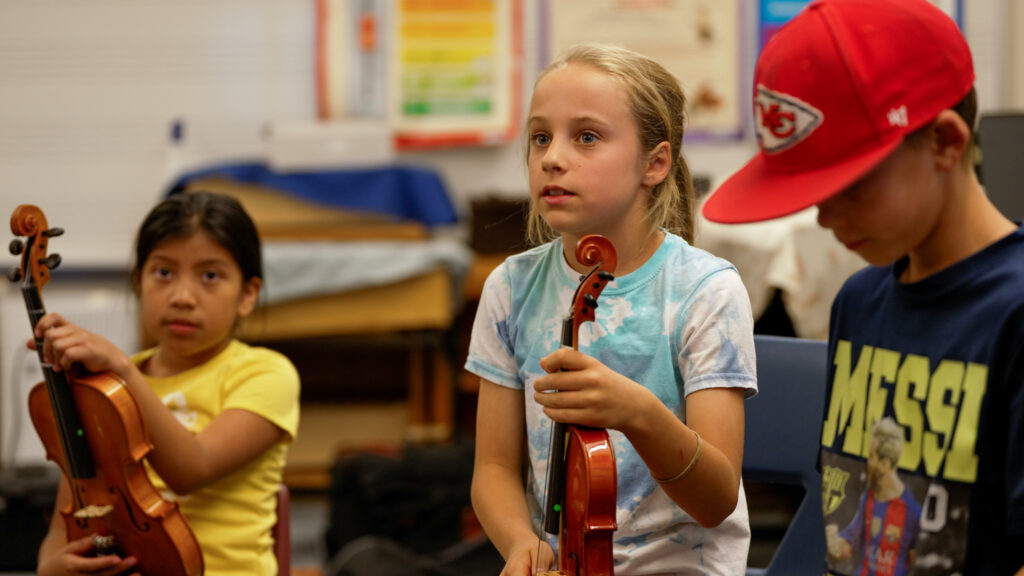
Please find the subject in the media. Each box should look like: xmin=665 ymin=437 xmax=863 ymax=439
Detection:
xmin=133 ymin=340 xmax=300 ymax=576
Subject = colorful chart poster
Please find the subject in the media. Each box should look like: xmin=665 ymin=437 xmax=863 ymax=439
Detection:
xmin=317 ymin=0 xmax=522 ymax=150
xmin=391 ymin=0 xmax=521 ymax=148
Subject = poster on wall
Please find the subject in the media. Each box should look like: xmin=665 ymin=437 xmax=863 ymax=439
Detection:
xmin=543 ymin=0 xmax=743 ymax=140
xmin=759 ymin=0 xmax=964 ymax=50
xmin=317 ymin=0 xmax=523 ymax=150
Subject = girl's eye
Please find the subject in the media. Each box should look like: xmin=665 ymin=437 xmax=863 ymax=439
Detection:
xmin=202 ymin=270 xmax=220 ymax=282
xmin=154 ymin=267 xmax=172 ymax=279
xmin=531 ymin=133 xmax=550 ymax=147
xmin=579 ymin=132 xmax=598 ymax=145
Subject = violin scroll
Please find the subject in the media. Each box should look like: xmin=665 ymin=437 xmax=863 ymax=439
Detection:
xmin=575 ymin=235 xmax=618 ymax=273
xmin=9 ymin=204 xmax=63 ymax=289
xmin=569 ymin=235 xmax=618 ymax=349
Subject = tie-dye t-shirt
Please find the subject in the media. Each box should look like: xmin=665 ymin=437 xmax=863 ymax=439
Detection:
xmin=465 ymin=233 xmax=757 ymax=575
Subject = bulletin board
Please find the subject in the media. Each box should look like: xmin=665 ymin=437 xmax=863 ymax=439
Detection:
xmin=316 ymin=0 xmax=524 ymax=150
xmin=542 ymin=0 xmax=744 ymax=140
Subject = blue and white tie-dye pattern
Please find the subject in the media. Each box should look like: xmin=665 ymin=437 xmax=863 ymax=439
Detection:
xmin=465 ymin=233 xmax=757 ymax=575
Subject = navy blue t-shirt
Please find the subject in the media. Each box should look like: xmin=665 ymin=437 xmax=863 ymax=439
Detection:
xmin=820 ymin=225 xmax=1024 ymax=575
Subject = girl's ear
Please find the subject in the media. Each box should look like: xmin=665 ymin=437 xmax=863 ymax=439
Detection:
xmin=642 ymin=141 xmax=672 ymax=188
xmin=930 ymin=109 xmax=971 ymax=171
xmin=237 ymin=277 xmax=262 ymax=318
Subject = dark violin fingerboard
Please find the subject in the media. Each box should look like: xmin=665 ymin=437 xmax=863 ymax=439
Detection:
xmin=22 ymin=284 xmax=96 ymax=479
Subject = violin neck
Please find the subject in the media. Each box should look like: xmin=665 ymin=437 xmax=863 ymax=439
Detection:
xmin=542 ymin=314 xmax=576 ymax=535
xmin=544 ymin=420 xmax=569 ymax=536
xmin=21 ymin=284 xmax=95 ymax=479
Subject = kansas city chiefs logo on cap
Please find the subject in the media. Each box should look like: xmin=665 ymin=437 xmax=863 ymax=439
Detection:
xmin=755 ymin=84 xmax=823 ymax=154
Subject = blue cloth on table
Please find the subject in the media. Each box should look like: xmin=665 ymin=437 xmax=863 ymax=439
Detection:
xmin=261 ymin=239 xmax=472 ymax=309
xmin=166 ymin=162 xmax=458 ymax=227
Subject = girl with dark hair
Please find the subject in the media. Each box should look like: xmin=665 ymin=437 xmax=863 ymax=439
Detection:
xmin=34 ymin=191 xmax=300 ymax=576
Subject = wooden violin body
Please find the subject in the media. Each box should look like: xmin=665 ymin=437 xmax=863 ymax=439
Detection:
xmin=29 ymin=374 xmax=203 ymax=575
xmin=541 ymin=235 xmax=619 ymax=576
xmin=10 ymin=204 xmax=202 ymax=575
xmin=554 ymin=426 xmax=617 ymax=576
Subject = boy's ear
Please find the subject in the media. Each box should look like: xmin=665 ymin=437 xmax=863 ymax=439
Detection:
xmin=237 ymin=277 xmax=262 ymax=318
xmin=930 ymin=109 xmax=972 ymax=171
xmin=642 ymin=141 xmax=672 ymax=188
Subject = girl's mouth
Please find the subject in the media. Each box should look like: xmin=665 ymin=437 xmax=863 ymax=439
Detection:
xmin=165 ymin=320 xmax=198 ymax=335
xmin=542 ymin=187 xmax=574 ymax=203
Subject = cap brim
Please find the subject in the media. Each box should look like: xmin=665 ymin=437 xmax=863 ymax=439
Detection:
xmin=701 ymin=137 xmax=903 ymax=224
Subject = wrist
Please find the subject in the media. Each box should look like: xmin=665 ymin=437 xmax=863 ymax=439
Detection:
xmin=111 ymin=354 xmax=139 ymax=385
xmin=620 ymin=387 xmax=664 ymax=438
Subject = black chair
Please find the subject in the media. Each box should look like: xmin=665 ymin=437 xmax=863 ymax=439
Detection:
xmin=743 ymin=335 xmax=828 ymax=576
xmin=978 ymin=113 xmax=1024 ymax=221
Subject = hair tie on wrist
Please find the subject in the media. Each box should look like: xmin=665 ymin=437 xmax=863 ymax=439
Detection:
xmin=652 ymin=428 xmax=702 ymax=484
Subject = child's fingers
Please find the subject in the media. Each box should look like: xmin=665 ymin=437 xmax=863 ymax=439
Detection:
xmin=33 ymin=312 xmax=67 ymax=339
xmin=47 ymin=327 xmax=97 ymax=373
xmin=75 ymin=553 xmax=137 ymax=576
xmin=539 ymin=347 xmax=592 ymax=373
xmin=63 ymin=533 xmax=98 ymax=553
xmin=57 ymin=535 xmax=137 ymax=575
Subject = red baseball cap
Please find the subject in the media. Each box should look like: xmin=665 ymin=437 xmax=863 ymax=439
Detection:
xmin=702 ymin=0 xmax=975 ymax=224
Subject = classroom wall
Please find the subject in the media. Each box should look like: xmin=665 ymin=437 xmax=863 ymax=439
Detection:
xmin=0 ymin=0 xmax=1018 ymax=270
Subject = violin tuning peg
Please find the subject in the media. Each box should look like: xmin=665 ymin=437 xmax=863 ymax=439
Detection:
xmin=44 ymin=228 xmax=64 ymax=238
xmin=6 ymin=267 xmax=22 ymax=282
xmin=598 ymin=271 xmax=615 ymax=281
xmin=8 ymin=239 xmax=23 ymax=255
xmin=583 ymin=294 xmax=598 ymax=309
xmin=43 ymin=253 xmax=61 ymax=270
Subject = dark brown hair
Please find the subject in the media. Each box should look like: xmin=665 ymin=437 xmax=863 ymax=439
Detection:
xmin=133 ymin=191 xmax=262 ymax=285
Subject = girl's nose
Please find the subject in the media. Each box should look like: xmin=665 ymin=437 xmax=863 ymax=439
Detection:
xmin=170 ymin=281 xmax=197 ymax=307
xmin=541 ymin=139 xmax=566 ymax=173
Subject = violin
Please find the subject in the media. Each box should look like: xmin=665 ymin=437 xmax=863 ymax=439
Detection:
xmin=8 ymin=205 xmax=203 ymax=575
xmin=538 ymin=235 xmax=618 ymax=576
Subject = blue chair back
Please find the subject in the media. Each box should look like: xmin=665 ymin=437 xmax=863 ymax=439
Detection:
xmin=744 ymin=335 xmax=828 ymax=576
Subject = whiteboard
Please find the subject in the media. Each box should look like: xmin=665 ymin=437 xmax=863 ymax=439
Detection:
xmin=0 ymin=0 xmax=317 ymax=269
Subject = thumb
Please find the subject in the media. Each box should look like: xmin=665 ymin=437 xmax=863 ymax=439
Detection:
xmin=64 ymin=534 xmax=98 ymax=554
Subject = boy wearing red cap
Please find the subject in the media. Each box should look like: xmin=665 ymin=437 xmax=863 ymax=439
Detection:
xmin=704 ymin=0 xmax=1023 ymax=574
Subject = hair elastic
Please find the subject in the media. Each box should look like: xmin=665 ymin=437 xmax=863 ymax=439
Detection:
xmin=653 ymin=428 xmax=702 ymax=484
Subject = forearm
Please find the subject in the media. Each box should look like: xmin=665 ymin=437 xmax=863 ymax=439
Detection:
xmin=37 ymin=479 xmax=69 ymax=570
xmin=38 ymin=527 xmax=64 ymax=569
xmin=471 ymin=463 xmax=540 ymax=559
xmin=112 ymin=359 xmax=216 ymax=493
xmin=622 ymin=392 xmax=741 ymax=527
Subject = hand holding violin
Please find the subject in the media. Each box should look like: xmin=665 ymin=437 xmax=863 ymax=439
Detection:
xmin=37 ymin=533 xmax=140 ymax=576
xmin=534 ymin=349 xmax=658 ymax=433
xmin=29 ymin=313 xmax=134 ymax=380
xmin=501 ymin=539 xmax=555 ymax=576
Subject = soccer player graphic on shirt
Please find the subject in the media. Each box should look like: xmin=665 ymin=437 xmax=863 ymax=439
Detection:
xmin=826 ymin=417 xmax=921 ymax=576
